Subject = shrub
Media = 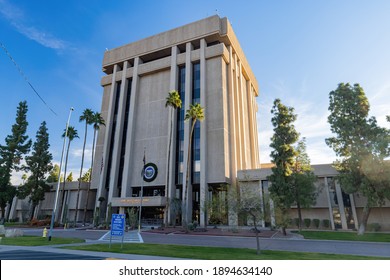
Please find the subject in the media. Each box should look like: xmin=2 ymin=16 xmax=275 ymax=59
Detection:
xmin=304 ymin=218 xmax=311 ymax=228
xmin=293 ymin=218 xmax=300 ymax=228
xmin=9 ymin=217 xmax=20 ymax=223
xmin=313 ymin=219 xmax=320 ymax=229
xmin=29 ymin=218 xmax=39 ymax=226
xmin=187 ymin=223 xmax=195 ymax=231
xmin=322 ymin=219 xmax=330 ymax=229
xmin=229 ymin=227 xmax=239 ymax=233
xmin=367 ymin=223 xmax=381 ymax=232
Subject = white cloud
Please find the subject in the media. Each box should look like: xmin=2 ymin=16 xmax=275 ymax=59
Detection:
xmin=0 ymin=0 xmax=67 ymax=50
xmin=71 ymin=147 xmax=93 ymax=159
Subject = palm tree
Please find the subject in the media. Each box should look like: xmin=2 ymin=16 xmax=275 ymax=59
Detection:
xmin=83 ymin=111 xmax=105 ymax=225
xmin=182 ymin=103 xmax=205 ymax=228
xmin=58 ymin=126 xmax=78 ymax=223
xmin=164 ymin=90 xmax=182 ymax=226
xmin=74 ymin=108 xmax=93 ymax=224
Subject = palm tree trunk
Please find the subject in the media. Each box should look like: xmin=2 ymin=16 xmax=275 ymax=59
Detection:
xmin=165 ymin=109 xmax=174 ymax=227
xmin=74 ymin=122 xmax=88 ymax=224
xmin=83 ymin=128 xmax=97 ymax=225
xmin=183 ymin=120 xmax=196 ymax=229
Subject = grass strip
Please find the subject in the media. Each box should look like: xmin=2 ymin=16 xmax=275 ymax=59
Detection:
xmin=63 ymin=243 xmax=388 ymax=260
xmin=294 ymin=231 xmax=390 ymax=242
xmin=0 ymin=236 xmax=85 ymax=246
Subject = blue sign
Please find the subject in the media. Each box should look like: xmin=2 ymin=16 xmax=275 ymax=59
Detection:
xmin=111 ymin=214 xmax=125 ymax=236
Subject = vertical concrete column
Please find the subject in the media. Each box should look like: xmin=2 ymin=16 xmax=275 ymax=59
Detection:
xmin=9 ymin=196 xmax=18 ymax=220
xmin=96 ymin=64 xmax=118 ymax=205
xmin=269 ymin=199 xmax=276 ymax=227
xmin=246 ymin=80 xmax=255 ymax=169
xmin=233 ymin=54 xmax=242 ymax=170
xmin=335 ymin=181 xmax=348 ymax=230
xmin=182 ymin=42 xmax=193 ymax=224
xmin=108 ymin=61 xmax=128 ymax=202
xmin=238 ymin=61 xmax=247 ymax=169
xmin=324 ymin=177 xmax=335 ymax=230
xmin=350 ymin=194 xmax=359 ymax=230
xmin=227 ymin=46 xmax=238 ymax=226
xmin=199 ymin=39 xmax=207 ymax=227
xmin=167 ymin=46 xmax=178 ymax=225
xmin=258 ymin=180 xmax=265 ymax=227
xmin=252 ymin=92 xmax=260 ymax=168
xmin=122 ymin=58 xmax=141 ymax=196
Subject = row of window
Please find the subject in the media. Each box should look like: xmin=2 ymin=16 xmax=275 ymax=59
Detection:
xmin=105 ymin=62 xmax=202 ymax=196
xmin=176 ymin=63 xmax=201 ymax=185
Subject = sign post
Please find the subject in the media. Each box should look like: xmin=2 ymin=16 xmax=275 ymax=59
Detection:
xmin=109 ymin=214 xmax=125 ymax=249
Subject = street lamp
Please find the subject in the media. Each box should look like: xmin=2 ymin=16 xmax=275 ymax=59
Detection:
xmin=48 ymin=107 xmax=74 ymax=241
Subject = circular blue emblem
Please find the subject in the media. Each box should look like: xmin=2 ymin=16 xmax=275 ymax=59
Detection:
xmin=143 ymin=163 xmax=158 ymax=182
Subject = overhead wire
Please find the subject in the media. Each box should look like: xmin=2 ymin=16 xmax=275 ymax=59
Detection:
xmin=0 ymin=42 xmax=57 ymax=116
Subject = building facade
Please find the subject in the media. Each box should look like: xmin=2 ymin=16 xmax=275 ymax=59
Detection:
xmin=238 ymin=164 xmax=390 ymax=231
xmin=6 ymin=182 xmax=95 ymax=223
xmin=91 ymin=16 xmax=260 ymax=227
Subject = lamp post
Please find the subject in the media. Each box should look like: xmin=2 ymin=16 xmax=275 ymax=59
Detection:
xmin=48 ymin=107 xmax=74 ymax=241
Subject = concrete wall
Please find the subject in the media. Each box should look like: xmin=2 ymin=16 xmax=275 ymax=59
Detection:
xmin=206 ymin=56 xmax=228 ymax=183
xmin=8 ymin=182 xmax=96 ymax=223
xmin=130 ymin=70 xmax=170 ymax=187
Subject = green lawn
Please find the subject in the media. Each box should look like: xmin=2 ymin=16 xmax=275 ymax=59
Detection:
xmin=63 ymin=243 xmax=387 ymax=260
xmin=0 ymin=236 xmax=85 ymax=246
xmin=294 ymin=230 xmax=390 ymax=242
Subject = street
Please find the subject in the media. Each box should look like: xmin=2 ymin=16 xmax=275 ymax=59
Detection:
xmin=1 ymin=228 xmax=389 ymax=259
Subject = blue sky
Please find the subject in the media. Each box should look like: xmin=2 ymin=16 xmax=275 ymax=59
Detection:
xmin=1 ymin=0 xmax=390 ymax=184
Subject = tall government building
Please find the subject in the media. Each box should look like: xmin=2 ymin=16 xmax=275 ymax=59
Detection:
xmin=91 ymin=15 xmax=260 ymax=227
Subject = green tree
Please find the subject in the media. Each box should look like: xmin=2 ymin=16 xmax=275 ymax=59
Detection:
xmin=165 ymin=90 xmax=182 ymax=226
xmin=80 ymin=168 xmax=91 ymax=182
xmin=268 ymin=99 xmax=299 ymax=235
xmin=291 ymin=138 xmax=317 ymax=230
xmin=83 ymin=111 xmax=105 ymax=225
xmin=0 ymin=101 xmax=31 ymax=219
xmin=21 ymin=173 xmax=28 ymax=184
xmin=183 ymin=103 xmax=205 ymax=228
xmin=58 ymin=126 xmax=79 ymax=223
xmin=46 ymin=164 xmax=63 ymax=183
xmin=74 ymin=109 xmax=93 ymax=223
xmin=66 ymin=172 xmax=73 ymax=182
xmin=18 ymin=121 xmax=53 ymax=220
xmin=326 ymin=83 xmax=390 ymax=235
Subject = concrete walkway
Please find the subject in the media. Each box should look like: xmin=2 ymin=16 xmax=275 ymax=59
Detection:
xmin=98 ymin=230 xmax=144 ymax=243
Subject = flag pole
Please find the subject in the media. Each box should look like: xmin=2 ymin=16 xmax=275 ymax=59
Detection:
xmin=138 ymin=148 xmax=146 ymax=232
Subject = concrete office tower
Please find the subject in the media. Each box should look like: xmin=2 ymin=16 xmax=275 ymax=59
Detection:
xmin=92 ymin=15 xmax=260 ymax=227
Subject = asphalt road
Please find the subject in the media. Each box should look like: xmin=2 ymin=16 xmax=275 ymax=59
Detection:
xmin=0 ymin=249 xmax=103 ymax=260
xmin=3 ymin=228 xmax=390 ymax=259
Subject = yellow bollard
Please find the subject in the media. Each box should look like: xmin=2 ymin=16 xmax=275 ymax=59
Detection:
xmin=42 ymin=227 xmax=47 ymax=238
